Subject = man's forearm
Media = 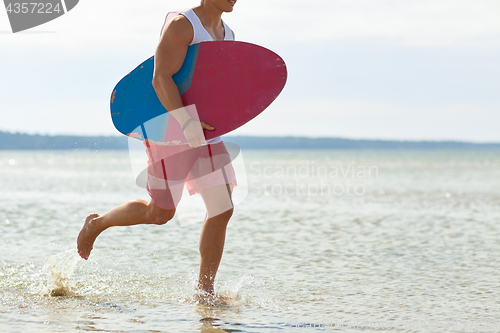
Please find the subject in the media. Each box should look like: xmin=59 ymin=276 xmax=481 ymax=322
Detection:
xmin=152 ymin=75 xmax=192 ymax=125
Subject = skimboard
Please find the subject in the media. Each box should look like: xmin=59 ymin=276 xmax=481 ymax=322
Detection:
xmin=110 ymin=41 xmax=287 ymax=143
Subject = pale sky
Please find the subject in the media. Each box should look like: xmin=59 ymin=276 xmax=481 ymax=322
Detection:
xmin=1 ymin=0 xmax=500 ymax=142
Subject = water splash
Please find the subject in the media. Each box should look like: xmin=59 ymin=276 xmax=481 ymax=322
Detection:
xmin=40 ymin=248 xmax=80 ymax=297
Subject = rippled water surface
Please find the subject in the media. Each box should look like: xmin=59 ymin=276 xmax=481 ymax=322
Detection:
xmin=1 ymin=149 xmax=500 ymax=332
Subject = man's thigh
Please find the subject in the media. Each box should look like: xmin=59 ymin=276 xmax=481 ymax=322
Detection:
xmin=199 ymin=184 xmax=233 ymax=219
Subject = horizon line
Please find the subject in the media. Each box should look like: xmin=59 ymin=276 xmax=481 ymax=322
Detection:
xmin=1 ymin=130 xmax=500 ymax=145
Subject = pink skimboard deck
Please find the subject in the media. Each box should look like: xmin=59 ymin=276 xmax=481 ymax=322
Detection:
xmin=110 ymin=41 xmax=287 ymax=143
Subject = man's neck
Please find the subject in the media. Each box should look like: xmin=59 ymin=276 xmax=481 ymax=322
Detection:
xmin=193 ymin=3 xmax=223 ymax=31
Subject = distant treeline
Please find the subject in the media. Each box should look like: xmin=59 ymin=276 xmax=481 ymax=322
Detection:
xmin=1 ymin=131 xmax=499 ymax=150
xmin=0 ymin=131 xmax=128 ymax=150
xmin=227 ymin=136 xmax=500 ymax=150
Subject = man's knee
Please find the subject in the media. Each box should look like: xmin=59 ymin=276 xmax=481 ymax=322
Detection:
xmin=147 ymin=204 xmax=175 ymax=225
xmin=224 ymin=207 xmax=234 ymax=220
xmin=152 ymin=209 xmax=176 ymax=225
xmin=208 ymin=207 xmax=233 ymax=226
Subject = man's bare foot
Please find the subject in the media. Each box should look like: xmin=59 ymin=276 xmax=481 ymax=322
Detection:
xmin=214 ymin=294 xmax=235 ymax=306
xmin=77 ymin=213 xmax=101 ymax=260
xmin=194 ymin=290 xmax=235 ymax=306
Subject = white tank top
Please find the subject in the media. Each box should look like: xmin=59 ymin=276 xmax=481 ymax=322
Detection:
xmin=162 ymin=8 xmax=234 ymax=145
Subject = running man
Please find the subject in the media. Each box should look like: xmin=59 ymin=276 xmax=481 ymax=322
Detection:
xmin=77 ymin=0 xmax=238 ymax=301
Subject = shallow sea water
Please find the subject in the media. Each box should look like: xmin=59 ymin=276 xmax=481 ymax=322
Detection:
xmin=1 ymin=149 xmax=500 ymax=332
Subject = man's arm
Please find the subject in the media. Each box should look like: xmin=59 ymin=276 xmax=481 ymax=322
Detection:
xmin=152 ymin=15 xmax=211 ymax=147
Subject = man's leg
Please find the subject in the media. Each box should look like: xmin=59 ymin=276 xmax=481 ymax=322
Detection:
xmin=77 ymin=200 xmax=175 ymax=260
xmin=197 ymin=184 xmax=234 ymax=295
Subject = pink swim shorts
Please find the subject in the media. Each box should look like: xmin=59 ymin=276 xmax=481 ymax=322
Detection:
xmin=144 ymin=141 xmax=237 ymax=210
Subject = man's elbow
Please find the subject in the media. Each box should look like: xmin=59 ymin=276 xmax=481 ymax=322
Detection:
xmin=152 ymin=74 xmax=162 ymax=90
xmin=152 ymin=71 xmax=177 ymax=94
xmin=152 ymin=72 xmax=167 ymax=88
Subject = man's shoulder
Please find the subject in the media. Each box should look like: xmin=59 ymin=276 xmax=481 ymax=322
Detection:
xmin=161 ymin=12 xmax=193 ymax=43
xmin=165 ymin=13 xmax=192 ymax=32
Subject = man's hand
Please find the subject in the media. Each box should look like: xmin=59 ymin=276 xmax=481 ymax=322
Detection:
xmin=182 ymin=119 xmax=214 ymax=147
